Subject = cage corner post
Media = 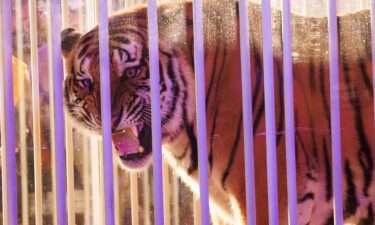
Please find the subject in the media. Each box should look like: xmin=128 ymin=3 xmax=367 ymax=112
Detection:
xmin=0 ymin=0 xmax=19 ymax=224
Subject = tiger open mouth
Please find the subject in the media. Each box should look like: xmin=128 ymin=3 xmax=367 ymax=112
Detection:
xmin=112 ymin=122 xmax=152 ymax=170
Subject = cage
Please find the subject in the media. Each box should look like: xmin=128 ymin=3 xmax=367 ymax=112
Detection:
xmin=0 ymin=0 xmax=374 ymax=225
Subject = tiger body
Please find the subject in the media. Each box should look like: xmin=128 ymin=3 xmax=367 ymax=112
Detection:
xmin=61 ymin=1 xmax=375 ymax=224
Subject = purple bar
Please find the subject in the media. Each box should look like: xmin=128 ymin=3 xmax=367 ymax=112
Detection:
xmin=192 ymin=0 xmax=210 ymax=224
xmin=281 ymin=0 xmax=298 ymax=224
xmin=146 ymin=1 xmax=165 ymax=225
xmin=50 ymin=0 xmax=67 ymax=224
xmin=0 ymin=0 xmax=18 ymax=224
xmin=97 ymin=0 xmax=115 ymax=224
xmin=261 ymin=0 xmax=279 ymax=224
xmin=371 ymin=0 xmax=375 ymax=147
xmin=327 ymin=0 xmax=343 ymax=224
xmin=238 ymin=0 xmax=257 ymax=224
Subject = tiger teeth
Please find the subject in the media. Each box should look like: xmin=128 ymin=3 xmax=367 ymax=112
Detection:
xmin=130 ymin=126 xmax=138 ymax=137
xmin=138 ymin=146 xmax=144 ymax=153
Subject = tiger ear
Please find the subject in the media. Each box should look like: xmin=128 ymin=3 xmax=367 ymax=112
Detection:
xmin=61 ymin=28 xmax=82 ymax=58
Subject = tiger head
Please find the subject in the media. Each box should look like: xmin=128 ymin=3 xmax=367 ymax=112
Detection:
xmin=61 ymin=14 xmax=194 ymax=171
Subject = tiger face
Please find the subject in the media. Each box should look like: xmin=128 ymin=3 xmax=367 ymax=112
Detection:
xmin=61 ymin=15 xmax=194 ymax=171
xmin=61 ymin=25 xmax=157 ymax=169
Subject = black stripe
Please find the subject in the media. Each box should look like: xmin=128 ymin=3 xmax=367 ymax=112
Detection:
xmin=322 ymin=138 xmax=332 ymax=202
xmin=323 ymin=214 xmax=334 ymax=225
xmin=221 ymin=116 xmax=243 ymax=190
xmin=319 ymin=62 xmax=331 ymax=127
xmin=159 ymin=61 xmax=166 ymax=93
xmin=109 ymin=28 xmax=147 ymax=42
xmin=111 ymin=47 xmax=131 ymax=63
xmin=253 ymin=98 xmax=265 ymax=135
xmin=126 ymin=96 xmax=139 ymax=115
xmin=344 ymin=160 xmax=359 ymax=218
xmin=309 ymin=119 xmax=319 ymax=160
xmin=205 ymin=47 xmax=219 ymax=106
xmin=128 ymin=106 xmax=143 ymax=122
xmin=275 ymin=60 xmax=284 ymax=148
xmin=251 ymin=46 xmax=263 ymax=116
xmin=296 ymin=131 xmax=313 ymax=171
xmin=309 ymin=60 xmax=316 ymax=92
xmin=251 ymin=47 xmax=264 ymax=134
xmin=209 ymin=108 xmax=219 ymax=170
xmin=206 ymin=47 xmax=223 ymax=107
xmin=80 ymin=34 xmax=94 ymax=45
xmin=306 ymin=172 xmax=317 ymax=181
xmin=160 ymin=52 xmax=180 ymax=126
xmin=358 ymin=58 xmax=373 ymax=97
xmin=78 ymin=44 xmax=90 ymax=59
xmin=187 ymin=123 xmax=198 ymax=174
xmin=127 ymin=101 xmax=141 ymax=118
xmin=212 ymin=47 xmax=228 ymax=105
xmin=175 ymin=147 xmax=189 ymax=160
xmin=297 ymin=192 xmax=314 ymax=203
xmin=358 ymin=204 xmax=374 ymax=225
xmin=342 ymin=55 xmax=374 ymax=197
xmin=111 ymin=36 xmax=130 ymax=45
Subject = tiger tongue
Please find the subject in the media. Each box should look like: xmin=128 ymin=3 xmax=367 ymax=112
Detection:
xmin=112 ymin=127 xmax=140 ymax=155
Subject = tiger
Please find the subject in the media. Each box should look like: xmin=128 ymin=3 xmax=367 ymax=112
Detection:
xmin=61 ymin=0 xmax=375 ymax=224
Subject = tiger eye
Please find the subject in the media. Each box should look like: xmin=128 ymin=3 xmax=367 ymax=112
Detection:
xmin=124 ymin=67 xmax=140 ymax=78
xmin=74 ymin=97 xmax=82 ymax=104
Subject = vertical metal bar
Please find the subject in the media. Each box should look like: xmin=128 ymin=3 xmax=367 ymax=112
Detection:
xmin=78 ymin=1 xmax=85 ymax=31
xmin=97 ymin=0 xmax=115 ymax=224
xmin=50 ymin=0 xmax=67 ymax=223
xmin=91 ymin=138 xmax=102 ymax=225
xmin=87 ymin=0 xmax=97 ymax=30
xmin=15 ymin=0 xmax=29 ymax=224
xmin=61 ymin=2 xmax=76 ymax=224
xmin=83 ymin=137 xmax=91 ymax=225
xmin=0 ymin=0 xmax=18 ymax=224
xmin=238 ymin=0 xmax=257 ymax=224
xmin=0 ymin=26 xmax=3 ymax=224
xmin=146 ymin=1 xmax=165 ymax=225
xmin=163 ymin=162 xmax=171 ymax=225
xmin=108 ymin=0 xmax=113 ymax=15
xmin=65 ymin=125 xmax=76 ymax=225
xmin=192 ymin=0 xmax=210 ymax=224
xmin=113 ymin=162 xmax=120 ymax=225
xmin=282 ymin=0 xmax=298 ymax=224
xmin=29 ymin=0 xmax=43 ymax=223
xmin=130 ymin=173 xmax=140 ymax=225
xmin=193 ymin=195 xmax=201 ymax=225
xmin=172 ymin=175 xmax=179 ymax=225
xmin=371 ymin=0 xmax=375 ymax=158
xmin=85 ymin=2 xmax=97 ymax=225
xmin=143 ymin=169 xmax=151 ymax=225
xmin=328 ymin=0 xmax=343 ymax=224
xmin=261 ymin=0 xmax=279 ymax=224
xmin=62 ymin=0 xmax=69 ymax=27
xmin=45 ymin=1 xmax=58 ymax=224
xmin=98 ymin=139 xmax=107 ymax=225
